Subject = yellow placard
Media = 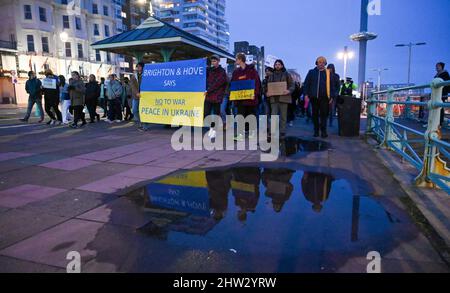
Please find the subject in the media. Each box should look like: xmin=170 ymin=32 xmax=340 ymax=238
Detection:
xmin=230 ymin=89 xmax=255 ymax=101
xmin=231 ymin=180 xmax=256 ymax=193
xmin=139 ymin=91 xmax=205 ymax=127
xmin=157 ymin=171 xmax=207 ymax=188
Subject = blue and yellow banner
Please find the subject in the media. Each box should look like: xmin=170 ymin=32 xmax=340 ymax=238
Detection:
xmin=140 ymin=59 xmax=207 ymax=127
xmin=229 ymin=80 xmax=255 ymax=101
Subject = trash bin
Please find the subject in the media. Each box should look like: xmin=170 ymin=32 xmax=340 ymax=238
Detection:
xmin=337 ymin=95 xmax=362 ymax=137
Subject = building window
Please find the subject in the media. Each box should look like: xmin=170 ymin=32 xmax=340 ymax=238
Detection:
xmin=103 ymin=5 xmax=108 ymax=16
xmin=94 ymin=24 xmax=100 ymax=36
xmin=77 ymin=43 xmax=83 ymax=59
xmin=61 ymin=0 xmax=68 ymax=4
xmin=95 ymin=50 xmax=101 ymax=62
xmin=24 ymin=5 xmax=32 ymax=20
xmin=62 ymin=15 xmax=70 ymax=28
xmin=104 ymin=25 xmax=110 ymax=37
xmin=106 ymin=52 xmax=111 ymax=63
xmin=92 ymin=3 xmax=98 ymax=14
xmin=75 ymin=17 xmax=81 ymax=30
xmin=39 ymin=7 xmax=47 ymax=22
xmin=27 ymin=35 xmax=35 ymax=52
xmin=65 ymin=42 xmax=71 ymax=57
xmin=41 ymin=37 xmax=49 ymax=53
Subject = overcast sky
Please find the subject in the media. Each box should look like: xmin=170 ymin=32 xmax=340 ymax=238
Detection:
xmin=226 ymin=0 xmax=450 ymax=85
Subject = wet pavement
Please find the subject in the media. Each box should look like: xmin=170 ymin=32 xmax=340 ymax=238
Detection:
xmin=0 ymin=114 xmax=448 ymax=273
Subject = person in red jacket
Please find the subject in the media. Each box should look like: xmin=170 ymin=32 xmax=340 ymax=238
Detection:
xmin=231 ymin=53 xmax=261 ymax=141
xmin=206 ymin=55 xmax=228 ymax=139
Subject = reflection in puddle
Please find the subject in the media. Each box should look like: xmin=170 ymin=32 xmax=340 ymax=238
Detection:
xmin=265 ymin=136 xmax=330 ymax=158
xmin=128 ymin=165 xmax=401 ymax=260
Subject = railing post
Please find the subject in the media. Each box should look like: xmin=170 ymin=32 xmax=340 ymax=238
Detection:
xmin=381 ymin=89 xmax=395 ymax=149
xmin=415 ymin=78 xmax=450 ymax=188
xmin=366 ymin=92 xmax=376 ymax=135
xmin=405 ymin=95 xmax=411 ymax=119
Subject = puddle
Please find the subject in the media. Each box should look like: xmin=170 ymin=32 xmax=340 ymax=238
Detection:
xmin=115 ymin=164 xmax=418 ymax=272
xmin=264 ymin=136 xmax=331 ymax=158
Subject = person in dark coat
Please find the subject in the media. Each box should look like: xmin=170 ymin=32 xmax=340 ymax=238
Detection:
xmin=436 ymin=62 xmax=450 ymax=126
xmin=85 ymin=74 xmax=101 ymax=123
xmin=205 ymin=55 xmax=228 ymax=139
xmin=231 ymin=167 xmax=261 ymax=223
xmin=231 ymin=53 xmax=262 ymax=141
xmin=42 ymin=69 xmax=62 ymax=125
xmin=303 ymin=56 xmax=337 ymax=138
xmin=301 ymin=172 xmax=334 ymax=213
xmin=327 ymin=64 xmax=341 ymax=127
xmin=20 ymin=71 xmax=44 ymax=123
xmin=262 ymin=168 xmax=295 ymax=213
xmin=206 ymin=170 xmax=232 ymax=221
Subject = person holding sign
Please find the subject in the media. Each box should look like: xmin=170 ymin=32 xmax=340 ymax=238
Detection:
xmin=266 ymin=59 xmax=295 ymax=137
xmin=303 ymin=56 xmax=336 ymax=138
xmin=42 ymin=69 xmax=62 ymax=125
xmin=206 ymin=55 xmax=228 ymax=139
xmin=230 ymin=53 xmax=261 ymax=141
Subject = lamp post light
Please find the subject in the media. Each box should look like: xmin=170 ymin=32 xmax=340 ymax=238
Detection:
xmin=337 ymin=46 xmax=355 ymax=81
xmin=138 ymin=0 xmax=159 ymax=16
xmin=59 ymin=31 xmax=69 ymax=77
xmin=372 ymin=68 xmax=389 ymax=92
xmin=395 ymin=42 xmax=426 ymax=85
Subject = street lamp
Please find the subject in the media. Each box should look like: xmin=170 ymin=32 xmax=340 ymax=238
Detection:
xmin=59 ymin=32 xmax=69 ymax=77
xmin=137 ymin=0 xmax=159 ymax=16
xmin=395 ymin=42 xmax=426 ymax=85
xmin=372 ymin=68 xmax=389 ymax=92
xmin=337 ymin=46 xmax=355 ymax=81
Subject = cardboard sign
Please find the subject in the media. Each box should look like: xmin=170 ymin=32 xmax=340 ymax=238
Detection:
xmin=267 ymin=81 xmax=288 ymax=96
xmin=42 ymin=78 xmax=57 ymax=89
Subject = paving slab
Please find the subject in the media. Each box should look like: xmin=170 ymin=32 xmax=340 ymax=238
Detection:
xmin=0 ymin=184 xmax=66 ymax=208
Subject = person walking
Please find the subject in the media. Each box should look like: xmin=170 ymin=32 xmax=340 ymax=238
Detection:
xmin=20 ymin=71 xmax=44 ymax=123
xmin=262 ymin=67 xmax=274 ymax=127
xmin=435 ymin=62 xmax=450 ymax=126
xmin=303 ymin=56 xmax=336 ymax=138
xmin=42 ymin=69 xmax=62 ymax=125
xmin=99 ymin=77 xmax=108 ymax=118
xmin=58 ymin=75 xmax=71 ymax=125
xmin=122 ymin=77 xmax=133 ymax=121
xmin=106 ymin=74 xmax=123 ymax=123
xmin=266 ymin=59 xmax=295 ymax=138
xmin=85 ymin=74 xmax=101 ymax=123
xmin=205 ymin=55 xmax=228 ymax=139
xmin=327 ymin=64 xmax=341 ymax=127
xmin=230 ymin=53 xmax=261 ymax=141
xmin=69 ymin=71 xmax=86 ymax=129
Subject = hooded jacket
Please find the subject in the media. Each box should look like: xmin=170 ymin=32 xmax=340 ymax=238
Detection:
xmin=25 ymin=77 xmax=42 ymax=99
xmin=231 ymin=64 xmax=262 ymax=107
xmin=206 ymin=65 xmax=228 ymax=103
xmin=267 ymin=69 xmax=295 ymax=104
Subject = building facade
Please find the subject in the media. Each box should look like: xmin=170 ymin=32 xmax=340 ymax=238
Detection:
xmin=0 ymin=0 xmax=125 ymax=84
xmin=152 ymin=0 xmax=230 ymax=51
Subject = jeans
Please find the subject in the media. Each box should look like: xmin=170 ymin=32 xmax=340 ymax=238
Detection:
xmin=271 ymin=102 xmax=288 ymax=135
xmin=132 ymin=99 xmax=150 ymax=129
xmin=61 ymin=100 xmax=72 ymax=123
xmin=44 ymin=97 xmax=62 ymax=122
xmin=86 ymin=99 xmax=98 ymax=122
xmin=24 ymin=97 xmax=44 ymax=121
xmin=204 ymin=101 xmax=221 ymax=128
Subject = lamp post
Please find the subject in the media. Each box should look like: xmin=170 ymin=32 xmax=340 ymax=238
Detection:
xmin=337 ymin=46 xmax=355 ymax=80
xmin=395 ymin=42 xmax=426 ymax=85
xmin=138 ymin=0 xmax=159 ymax=16
xmin=372 ymin=68 xmax=389 ymax=92
xmin=59 ymin=32 xmax=69 ymax=77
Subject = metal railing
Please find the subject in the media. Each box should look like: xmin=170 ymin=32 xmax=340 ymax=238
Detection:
xmin=366 ymin=78 xmax=450 ymax=194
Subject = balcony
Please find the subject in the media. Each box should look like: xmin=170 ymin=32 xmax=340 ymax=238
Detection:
xmin=0 ymin=40 xmax=17 ymax=51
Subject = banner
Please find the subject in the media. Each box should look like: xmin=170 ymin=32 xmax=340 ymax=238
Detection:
xmin=42 ymin=77 xmax=57 ymax=89
xmin=229 ymin=80 xmax=255 ymax=101
xmin=139 ymin=59 xmax=207 ymax=127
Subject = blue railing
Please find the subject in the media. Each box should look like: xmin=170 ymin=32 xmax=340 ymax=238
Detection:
xmin=366 ymin=78 xmax=450 ymax=194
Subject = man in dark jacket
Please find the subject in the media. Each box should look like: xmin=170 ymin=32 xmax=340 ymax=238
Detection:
xmin=436 ymin=62 xmax=450 ymax=126
xmin=301 ymin=172 xmax=334 ymax=213
xmin=327 ymin=64 xmax=341 ymax=127
xmin=303 ymin=56 xmax=336 ymax=138
xmin=20 ymin=71 xmax=44 ymax=123
xmin=42 ymin=69 xmax=62 ymax=125
xmin=85 ymin=74 xmax=101 ymax=123
xmin=206 ymin=55 xmax=228 ymax=139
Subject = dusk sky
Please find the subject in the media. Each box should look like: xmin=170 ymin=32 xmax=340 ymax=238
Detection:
xmin=227 ymin=0 xmax=450 ymax=86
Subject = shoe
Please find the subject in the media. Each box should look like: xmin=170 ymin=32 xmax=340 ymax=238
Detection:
xmin=96 ymin=114 xmax=101 ymax=121
xmin=114 ymin=120 xmax=121 ymax=123
xmin=321 ymin=133 xmax=328 ymax=138
xmin=56 ymin=121 xmax=62 ymax=126
xmin=38 ymin=118 xmax=44 ymax=123
xmin=208 ymin=128 xmax=217 ymax=139
xmin=90 ymin=121 xmax=95 ymax=124
xmin=19 ymin=118 xmax=28 ymax=123
xmin=314 ymin=132 xmax=320 ymax=138
xmin=234 ymin=134 xmax=245 ymax=142
xmin=289 ymin=122 xmax=294 ymax=127
xmin=70 ymin=123 xmax=78 ymax=129
xmin=81 ymin=121 xmax=87 ymax=127
xmin=46 ymin=120 xmax=52 ymax=125
xmin=105 ymin=119 xmax=113 ymax=124
xmin=51 ymin=120 xmax=57 ymax=126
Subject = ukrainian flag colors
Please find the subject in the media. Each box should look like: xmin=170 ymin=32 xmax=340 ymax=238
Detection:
xmin=229 ymin=80 xmax=256 ymax=101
